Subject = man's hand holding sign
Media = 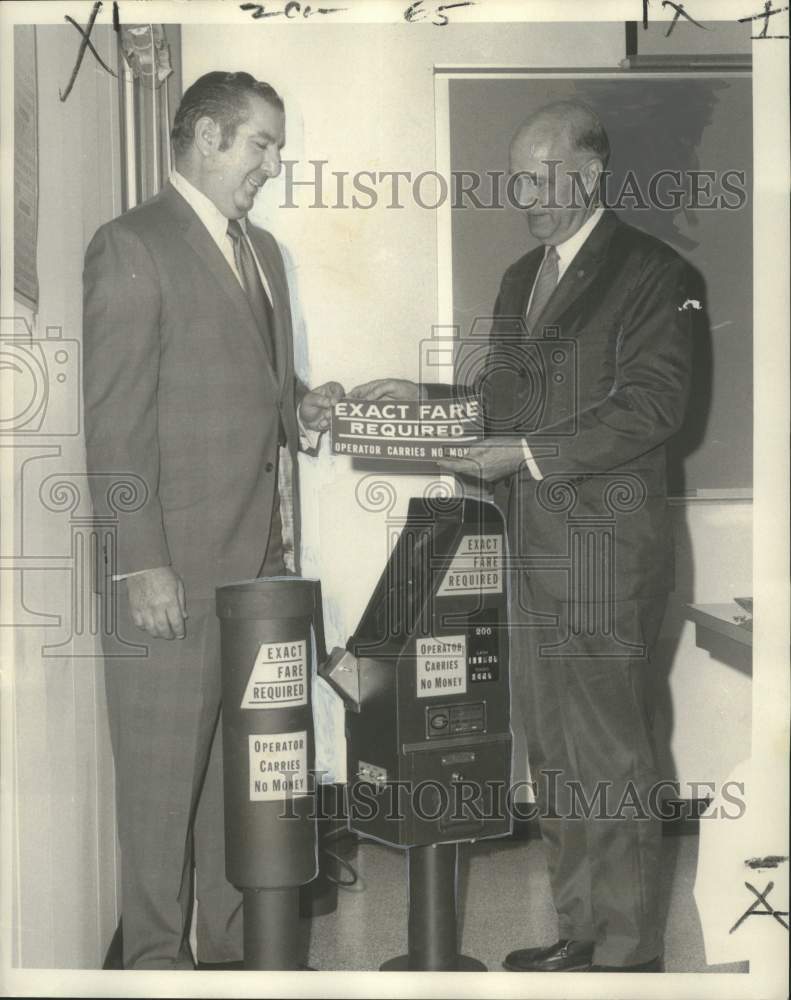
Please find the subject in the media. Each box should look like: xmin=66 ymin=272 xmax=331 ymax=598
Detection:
xmin=299 ymin=380 xmax=346 ymax=433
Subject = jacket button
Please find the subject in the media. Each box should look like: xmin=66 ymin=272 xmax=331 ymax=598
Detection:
xmin=265 ymin=462 xmax=274 ymax=472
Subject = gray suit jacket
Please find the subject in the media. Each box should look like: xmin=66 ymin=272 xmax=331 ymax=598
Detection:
xmin=83 ymin=182 xmax=305 ymax=598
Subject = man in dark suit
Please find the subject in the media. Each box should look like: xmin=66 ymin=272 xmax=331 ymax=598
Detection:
xmin=83 ymin=71 xmax=344 ymax=969
xmin=351 ymin=100 xmax=695 ymax=972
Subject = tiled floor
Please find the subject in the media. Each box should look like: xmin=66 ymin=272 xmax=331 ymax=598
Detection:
xmin=303 ymin=832 xmax=749 ymax=974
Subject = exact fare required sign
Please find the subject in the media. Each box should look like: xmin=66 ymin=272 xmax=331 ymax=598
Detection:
xmin=331 ymin=398 xmax=482 ymax=460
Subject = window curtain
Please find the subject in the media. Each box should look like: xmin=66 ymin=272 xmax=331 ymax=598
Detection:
xmin=118 ymin=24 xmax=181 ymax=210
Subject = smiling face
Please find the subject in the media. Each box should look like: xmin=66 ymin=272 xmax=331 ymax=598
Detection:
xmin=200 ymin=95 xmax=285 ymax=219
xmin=509 ymin=121 xmax=601 ymax=246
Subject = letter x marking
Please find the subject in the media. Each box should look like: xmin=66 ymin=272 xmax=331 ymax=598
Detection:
xmin=60 ymin=1 xmax=117 ymax=103
xmin=729 ymin=881 xmax=790 ymax=934
xmin=661 ymin=1 xmax=708 ymax=36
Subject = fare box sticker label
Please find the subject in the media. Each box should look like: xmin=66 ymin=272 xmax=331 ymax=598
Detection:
xmin=241 ymin=640 xmax=307 ymax=710
xmin=416 ymin=635 xmax=467 ymax=698
xmin=330 ymin=397 xmax=482 ymax=461
xmin=437 ymin=534 xmax=503 ymax=595
xmin=249 ymin=731 xmax=307 ymax=801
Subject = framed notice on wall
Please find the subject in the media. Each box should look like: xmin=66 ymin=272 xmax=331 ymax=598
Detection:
xmin=13 ymin=25 xmax=38 ymax=311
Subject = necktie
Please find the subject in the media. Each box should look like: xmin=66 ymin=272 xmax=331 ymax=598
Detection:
xmin=525 ymin=245 xmax=559 ymax=335
xmin=228 ymin=219 xmax=285 ymax=445
xmin=227 ymin=219 xmax=276 ymax=370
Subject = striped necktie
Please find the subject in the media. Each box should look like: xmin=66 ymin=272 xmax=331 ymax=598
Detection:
xmin=525 ymin=244 xmax=559 ymax=334
xmin=227 ymin=219 xmax=276 ymax=370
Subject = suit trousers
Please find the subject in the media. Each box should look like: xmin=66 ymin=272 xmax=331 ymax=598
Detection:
xmin=510 ymin=574 xmax=667 ymax=966
xmin=104 ymin=498 xmax=286 ymax=969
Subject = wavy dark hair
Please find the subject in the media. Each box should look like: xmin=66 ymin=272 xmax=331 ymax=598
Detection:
xmin=171 ymin=71 xmax=284 ymax=155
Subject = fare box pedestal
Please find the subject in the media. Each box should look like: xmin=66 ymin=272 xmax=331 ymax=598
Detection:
xmin=320 ymin=496 xmax=512 ymax=972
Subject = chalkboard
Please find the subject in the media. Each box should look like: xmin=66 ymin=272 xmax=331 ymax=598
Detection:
xmin=447 ymin=72 xmax=752 ymax=495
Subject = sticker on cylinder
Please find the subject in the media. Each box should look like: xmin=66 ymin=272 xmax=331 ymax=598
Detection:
xmin=241 ymin=640 xmax=307 ymax=709
xmin=249 ymin=731 xmax=307 ymax=800
xmin=437 ymin=534 xmax=503 ymax=595
xmin=416 ymin=635 xmax=467 ymax=697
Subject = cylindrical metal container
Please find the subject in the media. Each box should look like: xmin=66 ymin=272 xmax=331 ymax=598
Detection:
xmin=216 ymin=577 xmax=324 ymax=892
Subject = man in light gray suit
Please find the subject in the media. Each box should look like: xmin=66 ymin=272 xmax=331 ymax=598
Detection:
xmin=83 ymin=71 xmax=343 ymax=969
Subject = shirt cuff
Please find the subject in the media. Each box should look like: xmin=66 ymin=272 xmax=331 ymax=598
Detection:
xmin=521 ymin=439 xmax=544 ymax=480
xmin=297 ymin=403 xmax=322 ymax=451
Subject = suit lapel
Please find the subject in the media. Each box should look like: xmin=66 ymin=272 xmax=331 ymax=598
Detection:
xmin=161 ymin=184 xmax=278 ymax=383
xmin=516 ymin=254 xmax=544 ymax=317
xmin=497 ymin=251 xmax=543 ymax=329
xmin=537 ymin=210 xmax=619 ymax=332
xmin=247 ymin=228 xmax=289 ymax=392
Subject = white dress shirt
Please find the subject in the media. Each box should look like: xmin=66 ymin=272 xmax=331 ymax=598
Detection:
xmin=521 ymin=207 xmax=605 ymax=479
xmin=169 ymin=169 xmax=275 ymax=304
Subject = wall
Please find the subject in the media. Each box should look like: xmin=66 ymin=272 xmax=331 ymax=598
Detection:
xmin=7 ymin=26 xmax=122 ymax=967
xmin=659 ymin=500 xmax=752 ymax=791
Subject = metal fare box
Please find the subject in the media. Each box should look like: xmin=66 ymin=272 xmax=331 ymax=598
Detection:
xmin=321 ymin=496 xmax=512 ymax=848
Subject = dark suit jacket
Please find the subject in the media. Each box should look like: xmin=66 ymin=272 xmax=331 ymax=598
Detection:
xmin=485 ymin=210 xmax=696 ymax=602
xmin=83 ymin=182 xmax=306 ymax=599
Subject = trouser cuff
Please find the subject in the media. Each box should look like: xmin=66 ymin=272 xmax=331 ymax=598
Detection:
xmin=593 ymin=941 xmax=662 ymax=966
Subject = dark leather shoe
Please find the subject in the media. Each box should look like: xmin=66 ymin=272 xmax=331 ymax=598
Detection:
xmin=590 ymin=956 xmax=663 ymax=972
xmin=503 ymin=938 xmax=594 ymax=972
